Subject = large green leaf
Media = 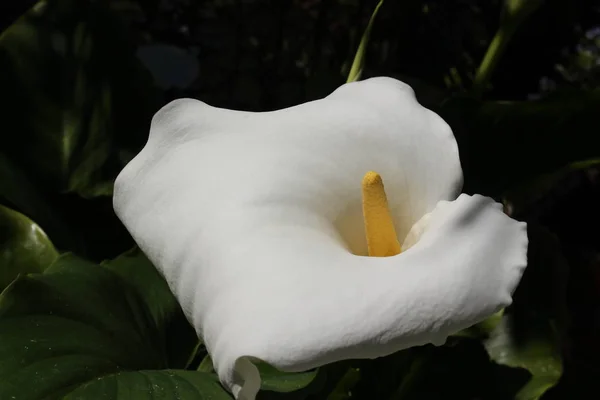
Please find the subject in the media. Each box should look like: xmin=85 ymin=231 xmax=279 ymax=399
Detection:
xmin=0 ymin=0 xmax=160 ymax=197
xmin=63 ymin=370 xmax=230 ymax=400
xmin=102 ymin=247 xmax=198 ymax=368
xmin=0 ymin=253 xmax=230 ymax=399
xmin=102 ymin=247 xmax=181 ymax=333
xmin=0 ymin=204 xmax=58 ymax=291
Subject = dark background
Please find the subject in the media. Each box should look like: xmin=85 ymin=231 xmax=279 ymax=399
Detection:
xmin=0 ymin=0 xmax=599 ymax=398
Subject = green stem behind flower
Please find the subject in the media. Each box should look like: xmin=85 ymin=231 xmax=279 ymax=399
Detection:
xmin=197 ymin=354 xmax=215 ymax=373
xmin=347 ymin=0 xmax=384 ymax=83
xmin=472 ymin=23 xmax=517 ymax=98
xmin=472 ymin=0 xmax=545 ymax=97
xmin=185 ymin=340 xmax=204 ymax=369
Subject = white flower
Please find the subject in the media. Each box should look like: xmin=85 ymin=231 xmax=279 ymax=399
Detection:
xmin=113 ymin=77 xmax=528 ymax=399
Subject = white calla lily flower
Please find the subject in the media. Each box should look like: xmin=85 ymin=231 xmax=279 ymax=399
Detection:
xmin=113 ymin=77 xmax=528 ymax=399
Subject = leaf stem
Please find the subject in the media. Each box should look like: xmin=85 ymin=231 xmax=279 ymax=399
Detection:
xmin=472 ymin=23 xmax=517 ymax=98
xmin=346 ymin=0 xmax=384 ymax=83
xmin=197 ymin=354 xmax=215 ymax=373
xmin=184 ymin=340 xmax=203 ymax=369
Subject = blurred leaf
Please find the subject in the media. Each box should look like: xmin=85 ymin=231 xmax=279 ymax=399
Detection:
xmin=454 ymin=226 xmax=567 ymax=400
xmin=137 ymin=44 xmax=199 ymax=90
xmin=502 ymin=152 xmax=600 ymax=397
xmin=482 ymin=224 xmax=569 ymax=400
xmin=505 ymin=210 xmax=570 ymax=333
xmin=0 ymin=152 xmax=78 ymax=248
xmin=384 ymin=340 xmax=529 ymax=399
xmin=0 ymin=253 xmax=231 ymax=399
xmin=439 ymin=90 xmax=600 ymax=197
xmin=454 ymin=309 xmax=505 ymax=339
xmin=484 ymin=317 xmax=562 ymax=400
xmin=503 ymin=0 xmax=545 ymax=25
xmin=102 ymin=247 xmax=198 ymax=369
xmin=0 ymin=0 xmax=160 ymax=198
xmin=62 ymin=370 xmax=231 ymax=400
xmin=504 ymin=159 xmax=600 ymax=219
xmin=389 ymin=349 xmax=434 ymax=400
xmin=346 ymin=0 xmax=384 ymax=83
xmin=328 ymin=349 xmax=416 ymax=400
xmin=0 ymin=204 xmax=58 ymax=291
xmin=325 ymin=367 xmax=361 ymax=400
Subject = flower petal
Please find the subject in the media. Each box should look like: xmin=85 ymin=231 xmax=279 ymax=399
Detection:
xmin=115 ymin=77 xmax=462 ymax=256
xmin=112 ymin=78 xmax=526 ymax=399
xmin=212 ymin=194 xmax=527 ymax=399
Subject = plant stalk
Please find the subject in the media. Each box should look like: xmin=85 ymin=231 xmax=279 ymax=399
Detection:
xmin=472 ymin=23 xmax=517 ymax=98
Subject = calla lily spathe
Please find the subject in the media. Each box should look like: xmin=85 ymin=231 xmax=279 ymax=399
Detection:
xmin=113 ymin=77 xmax=528 ymax=399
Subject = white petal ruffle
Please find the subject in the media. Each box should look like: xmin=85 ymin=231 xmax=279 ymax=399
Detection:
xmin=113 ymin=77 xmax=527 ymax=399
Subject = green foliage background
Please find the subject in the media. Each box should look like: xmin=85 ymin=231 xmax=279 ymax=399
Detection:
xmin=0 ymin=0 xmax=599 ymax=398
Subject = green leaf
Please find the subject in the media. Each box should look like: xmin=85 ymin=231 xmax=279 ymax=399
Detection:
xmin=62 ymin=370 xmax=231 ymax=400
xmin=101 ymin=247 xmax=179 ymax=332
xmin=455 ymin=309 xmax=505 ymax=339
xmin=0 ymin=0 xmax=160 ymax=197
xmin=0 ymin=254 xmax=230 ymax=399
xmin=0 ymin=153 xmax=78 ymax=247
xmin=0 ymin=204 xmax=58 ymax=291
xmin=102 ymin=247 xmax=198 ymax=369
xmin=346 ymin=0 xmax=384 ymax=83
xmin=484 ymin=317 xmax=562 ymax=400
xmin=257 ymin=362 xmax=318 ymax=393
xmin=482 ymin=222 xmax=567 ymax=400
